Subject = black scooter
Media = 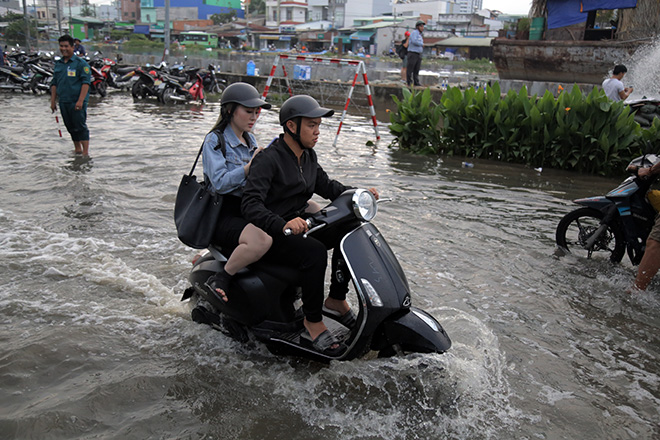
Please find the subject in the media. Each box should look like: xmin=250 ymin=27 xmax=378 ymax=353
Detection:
xmin=181 ymin=188 xmax=452 ymax=362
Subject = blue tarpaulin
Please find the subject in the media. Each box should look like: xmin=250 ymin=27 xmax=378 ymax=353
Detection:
xmin=547 ymin=0 xmax=587 ymax=29
xmin=548 ymin=0 xmax=638 ymax=30
xmin=581 ymin=0 xmax=637 ymax=12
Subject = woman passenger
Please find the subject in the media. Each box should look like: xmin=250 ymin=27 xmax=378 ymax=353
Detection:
xmin=201 ymin=82 xmax=272 ymax=306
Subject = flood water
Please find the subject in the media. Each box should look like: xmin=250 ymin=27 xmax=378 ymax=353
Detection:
xmin=1 ymin=91 xmax=659 ymax=440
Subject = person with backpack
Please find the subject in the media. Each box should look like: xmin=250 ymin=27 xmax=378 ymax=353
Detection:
xmin=397 ymin=31 xmax=410 ymax=82
xmin=407 ymin=20 xmax=425 ymax=86
xmin=201 ymin=82 xmax=274 ymax=304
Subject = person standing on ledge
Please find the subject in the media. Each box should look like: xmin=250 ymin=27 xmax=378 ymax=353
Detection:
xmin=602 ymin=64 xmax=633 ymax=101
xmin=50 ymin=35 xmax=91 ymax=156
xmin=406 ymin=20 xmax=425 ymax=87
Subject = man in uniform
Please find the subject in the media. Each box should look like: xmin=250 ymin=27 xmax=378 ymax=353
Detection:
xmin=50 ymin=35 xmax=91 ymax=156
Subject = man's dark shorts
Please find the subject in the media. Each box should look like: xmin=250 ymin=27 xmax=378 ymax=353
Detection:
xmin=60 ymin=101 xmax=89 ymax=142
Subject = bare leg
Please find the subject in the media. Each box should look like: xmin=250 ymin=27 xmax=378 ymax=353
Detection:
xmin=211 ymin=224 xmax=272 ymax=302
xmin=324 ymin=297 xmax=350 ymax=315
xmin=80 ymin=140 xmax=89 ymax=156
xmin=224 ymin=223 xmax=272 ymax=276
xmin=634 ymin=238 xmax=660 ymax=291
xmin=73 ymin=140 xmax=83 ymax=154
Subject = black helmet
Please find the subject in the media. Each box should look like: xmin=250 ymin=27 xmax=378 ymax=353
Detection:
xmin=279 ymin=95 xmax=334 ymax=125
xmin=416 ymin=20 xmax=426 ymax=27
xmin=221 ymin=82 xmax=271 ymax=109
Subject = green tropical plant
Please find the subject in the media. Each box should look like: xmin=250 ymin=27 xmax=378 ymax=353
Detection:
xmin=388 ymin=87 xmax=443 ymax=154
xmin=390 ymin=84 xmax=655 ymax=176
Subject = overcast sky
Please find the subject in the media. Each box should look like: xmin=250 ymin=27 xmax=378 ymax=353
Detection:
xmin=482 ymin=0 xmax=532 ymax=15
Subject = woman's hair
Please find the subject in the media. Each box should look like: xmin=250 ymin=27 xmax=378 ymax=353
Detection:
xmin=210 ymin=103 xmax=236 ymax=133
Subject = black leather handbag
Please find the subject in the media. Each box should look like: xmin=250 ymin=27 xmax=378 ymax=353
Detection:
xmin=174 ymin=141 xmax=223 ymax=249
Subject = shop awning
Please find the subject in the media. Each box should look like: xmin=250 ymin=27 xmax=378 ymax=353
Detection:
xmin=333 ymin=36 xmax=351 ymax=44
xmin=349 ymin=30 xmax=375 ymax=41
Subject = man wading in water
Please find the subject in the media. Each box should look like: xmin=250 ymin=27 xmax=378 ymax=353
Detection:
xmin=50 ymin=35 xmax=91 ymax=156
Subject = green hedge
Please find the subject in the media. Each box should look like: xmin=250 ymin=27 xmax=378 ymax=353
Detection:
xmin=389 ymin=83 xmax=660 ymax=176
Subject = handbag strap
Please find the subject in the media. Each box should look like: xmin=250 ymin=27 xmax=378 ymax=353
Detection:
xmin=188 ymin=129 xmax=226 ymax=176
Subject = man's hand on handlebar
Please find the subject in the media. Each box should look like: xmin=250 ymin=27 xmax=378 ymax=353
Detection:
xmin=283 ymin=217 xmax=309 ymax=235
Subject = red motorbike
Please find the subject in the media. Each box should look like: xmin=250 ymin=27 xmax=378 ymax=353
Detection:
xmin=157 ymin=67 xmax=205 ymax=104
xmin=87 ymin=55 xmax=108 ymax=97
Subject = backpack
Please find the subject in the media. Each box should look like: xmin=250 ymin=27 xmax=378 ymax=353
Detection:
xmin=396 ymin=39 xmax=408 ymax=59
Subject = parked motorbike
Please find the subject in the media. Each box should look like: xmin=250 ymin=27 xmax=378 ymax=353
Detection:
xmin=556 ymin=153 xmax=660 ymax=264
xmin=157 ymin=67 xmax=205 ymax=104
xmin=87 ymin=55 xmax=108 ymax=97
xmin=202 ymin=63 xmax=226 ymax=94
xmin=131 ymin=65 xmax=163 ymax=100
xmin=181 ymin=188 xmax=452 ymax=362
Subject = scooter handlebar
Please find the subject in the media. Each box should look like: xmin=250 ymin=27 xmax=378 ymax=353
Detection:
xmin=283 ymin=218 xmax=313 ymax=236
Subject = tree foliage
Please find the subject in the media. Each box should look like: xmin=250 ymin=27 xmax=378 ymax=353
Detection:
xmin=211 ymin=11 xmax=237 ymax=24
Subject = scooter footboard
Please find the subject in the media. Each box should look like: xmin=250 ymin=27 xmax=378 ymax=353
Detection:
xmin=375 ymin=307 xmax=451 ymax=354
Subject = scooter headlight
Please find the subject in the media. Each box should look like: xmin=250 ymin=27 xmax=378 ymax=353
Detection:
xmin=352 ymin=189 xmax=378 ymax=221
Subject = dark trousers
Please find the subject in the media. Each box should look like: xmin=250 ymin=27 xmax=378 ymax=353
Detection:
xmin=262 ymin=235 xmax=348 ymax=323
xmin=406 ymin=52 xmax=422 ymax=86
xmin=59 ymin=101 xmax=89 ymax=141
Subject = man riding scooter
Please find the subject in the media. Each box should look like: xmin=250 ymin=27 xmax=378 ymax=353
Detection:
xmin=239 ymin=95 xmax=379 ymax=356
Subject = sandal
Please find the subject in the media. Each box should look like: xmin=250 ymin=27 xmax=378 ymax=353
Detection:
xmin=322 ymin=305 xmax=357 ymax=329
xmin=204 ymin=271 xmax=231 ymax=308
xmin=300 ymin=329 xmax=346 ymax=357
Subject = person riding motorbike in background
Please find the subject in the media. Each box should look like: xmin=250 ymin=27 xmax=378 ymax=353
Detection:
xmin=241 ymin=95 xmax=379 ymax=356
xmin=628 ymin=160 xmax=660 ymax=291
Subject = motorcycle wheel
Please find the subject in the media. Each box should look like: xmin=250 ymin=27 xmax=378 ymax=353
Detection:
xmin=98 ymin=80 xmax=107 ymax=98
xmin=555 ymin=207 xmax=626 ymax=263
xmin=131 ymin=80 xmax=146 ymax=99
xmin=210 ymin=82 xmax=225 ymax=94
xmin=159 ymin=86 xmax=176 ymax=104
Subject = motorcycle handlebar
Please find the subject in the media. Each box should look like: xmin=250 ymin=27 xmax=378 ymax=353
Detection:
xmin=283 ymin=218 xmax=313 ymax=236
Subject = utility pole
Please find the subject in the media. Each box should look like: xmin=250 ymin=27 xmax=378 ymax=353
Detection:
xmin=23 ymin=0 xmax=31 ymax=51
xmin=33 ymin=0 xmax=38 ymax=50
xmin=163 ymin=0 xmax=170 ymax=62
xmin=56 ymin=0 xmax=62 ymax=35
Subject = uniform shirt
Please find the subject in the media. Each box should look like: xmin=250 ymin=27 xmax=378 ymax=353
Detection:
xmin=202 ymin=126 xmax=257 ymax=197
xmin=241 ymin=135 xmax=349 ymax=236
xmin=602 ymin=77 xmax=624 ymax=101
xmin=408 ymin=29 xmax=424 ymax=54
xmin=50 ymin=55 xmax=91 ymax=103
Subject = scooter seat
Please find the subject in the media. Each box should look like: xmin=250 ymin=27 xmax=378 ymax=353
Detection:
xmin=249 ymin=259 xmax=300 ymax=284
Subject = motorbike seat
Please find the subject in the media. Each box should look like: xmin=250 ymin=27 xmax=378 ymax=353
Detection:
xmin=209 ymin=245 xmax=300 ymax=284
xmin=116 ymin=66 xmax=138 ymax=74
xmin=4 ymin=65 xmax=24 ymax=74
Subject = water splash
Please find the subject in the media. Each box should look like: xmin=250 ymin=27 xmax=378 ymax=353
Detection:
xmin=627 ymin=38 xmax=660 ymax=100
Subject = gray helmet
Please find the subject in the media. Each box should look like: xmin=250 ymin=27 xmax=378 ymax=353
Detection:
xmin=416 ymin=20 xmax=426 ymax=27
xmin=221 ymin=82 xmax=271 ymax=109
xmin=279 ymin=95 xmax=334 ymax=125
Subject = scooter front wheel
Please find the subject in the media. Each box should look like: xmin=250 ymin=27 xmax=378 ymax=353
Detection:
xmin=555 ymin=207 xmax=625 ymax=263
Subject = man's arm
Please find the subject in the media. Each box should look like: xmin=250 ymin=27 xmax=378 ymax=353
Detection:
xmin=50 ymin=85 xmax=57 ymax=112
xmin=241 ymin=153 xmax=288 ymax=236
xmin=76 ymin=84 xmax=89 ymax=110
xmin=638 ymin=160 xmax=660 ymax=178
xmin=618 ymin=86 xmax=633 ymax=100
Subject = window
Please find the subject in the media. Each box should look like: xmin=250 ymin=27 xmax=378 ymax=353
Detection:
xmin=286 ymin=8 xmax=292 ymax=20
